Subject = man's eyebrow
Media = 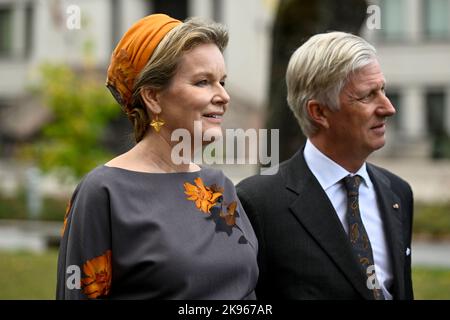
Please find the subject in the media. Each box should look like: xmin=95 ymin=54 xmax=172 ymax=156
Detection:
xmin=364 ymin=80 xmax=387 ymax=92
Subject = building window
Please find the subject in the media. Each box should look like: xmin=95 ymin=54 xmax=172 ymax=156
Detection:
xmin=423 ymin=0 xmax=450 ymax=40
xmin=212 ymin=0 xmax=223 ymax=23
xmin=0 ymin=3 xmax=34 ymax=59
xmin=0 ymin=7 xmax=13 ymax=57
xmin=380 ymin=0 xmax=407 ymax=40
xmin=24 ymin=3 xmax=34 ymax=58
xmin=111 ymin=0 xmax=121 ymax=51
xmin=426 ymin=90 xmax=449 ymax=158
xmin=151 ymin=0 xmax=188 ymax=21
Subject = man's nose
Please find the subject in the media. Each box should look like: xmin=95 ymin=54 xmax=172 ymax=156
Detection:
xmin=378 ymin=94 xmax=396 ymax=117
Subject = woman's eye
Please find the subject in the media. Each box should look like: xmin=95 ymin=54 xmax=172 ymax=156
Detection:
xmin=220 ymin=81 xmax=226 ymax=87
xmin=195 ymin=80 xmax=208 ymax=86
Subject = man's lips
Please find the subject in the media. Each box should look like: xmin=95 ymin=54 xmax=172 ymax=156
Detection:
xmin=371 ymin=123 xmax=385 ymax=129
xmin=370 ymin=122 xmax=386 ymax=135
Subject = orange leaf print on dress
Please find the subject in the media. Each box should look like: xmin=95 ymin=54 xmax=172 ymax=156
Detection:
xmin=184 ymin=178 xmax=240 ymax=228
xmin=60 ymin=199 xmax=72 ymax=237
xmin=184 ymin=177 xmax=222 ymax=213
xmin=81 ymin=250 xmax=112 ymax=299
xmin=220 ymin=201 xmax=238 ymax=226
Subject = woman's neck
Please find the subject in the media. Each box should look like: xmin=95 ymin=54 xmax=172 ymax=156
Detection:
xmin=107 ymin=132 xmax=200 ymax=173
xmin=137 ymin=132 xmax=199 ymax=173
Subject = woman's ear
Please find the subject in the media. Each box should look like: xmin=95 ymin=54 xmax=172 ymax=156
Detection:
xmin=140 ymin=87 xmax=162 ymax=114
xmin=306 ymin=99 xmax=330 ymax=130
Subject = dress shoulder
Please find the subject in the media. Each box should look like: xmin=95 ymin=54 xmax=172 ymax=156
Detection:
xmin=57 ymin=165 xmax=114 ymax=299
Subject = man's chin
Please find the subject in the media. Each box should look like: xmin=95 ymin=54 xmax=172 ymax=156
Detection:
xmin=371 ymin=139 xmax=386 ymax=152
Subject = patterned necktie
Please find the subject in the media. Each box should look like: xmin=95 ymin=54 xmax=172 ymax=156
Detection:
xmin=342 ymin=175 xmax=385 ymax=300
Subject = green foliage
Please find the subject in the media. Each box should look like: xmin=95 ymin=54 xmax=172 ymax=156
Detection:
xmin=414 ymin=202 xmax=450 ymax=239
xmin=0 ymin=249 xmax=58 ymax=299
xmin=22 ymin=63 xmax=121 ymax=179
xmin=0 ymin=249 xmax=448 ymax=299
xmin=412 ymin=267 xmax=450 ymax=299
xmin=0 ymin=190 xmax=67 ymax=221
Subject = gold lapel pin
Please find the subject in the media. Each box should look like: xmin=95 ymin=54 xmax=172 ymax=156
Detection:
xmin=393 ymin=203 xmax=400 ymax=209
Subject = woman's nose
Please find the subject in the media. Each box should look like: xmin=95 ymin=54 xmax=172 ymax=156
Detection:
xmin=213 ymin=84 xmax=230 ymax=105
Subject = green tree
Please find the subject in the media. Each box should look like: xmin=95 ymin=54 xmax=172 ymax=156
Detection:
xmin=22 ymin=63 xmax=121 ymax=180
xmin=267 ymin=0 xmax=368 ymax=161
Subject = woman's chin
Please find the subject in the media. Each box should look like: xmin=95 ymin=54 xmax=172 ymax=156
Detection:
xmin=202 ymin=126 xmax=223 ymax=143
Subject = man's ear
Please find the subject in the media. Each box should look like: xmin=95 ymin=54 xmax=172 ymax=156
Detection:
xmin=140 ymin=87 xmax=162 ymax=114
xmin=306 ymin=99 xmax=330 ymax=129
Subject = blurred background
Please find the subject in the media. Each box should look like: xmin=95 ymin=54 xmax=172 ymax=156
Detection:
xmin=0 ymin=0 xmax=449 ymax=299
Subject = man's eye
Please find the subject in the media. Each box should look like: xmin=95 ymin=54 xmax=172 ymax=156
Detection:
xmin=358 ymin=92 xmax=374 ymax=102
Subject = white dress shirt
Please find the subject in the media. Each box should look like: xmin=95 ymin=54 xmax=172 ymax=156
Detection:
xmin=304 ymin=139 xmax=393 ymax=299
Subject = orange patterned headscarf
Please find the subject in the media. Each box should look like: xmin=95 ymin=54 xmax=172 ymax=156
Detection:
xmin=106 ymin=14 xmax=182 ymax=113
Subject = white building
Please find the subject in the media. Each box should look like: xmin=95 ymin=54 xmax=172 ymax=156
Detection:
xmin=0 ymin=0 xmax=449 ymax=159
xmin=0 ymin=0 xmax=273 ymax=143
xmin=363 ymin=0 xmax=450 ymax=158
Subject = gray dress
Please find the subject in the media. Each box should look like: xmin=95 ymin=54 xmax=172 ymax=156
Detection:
xmin=56 ymin=165 xmax=258 ymax=299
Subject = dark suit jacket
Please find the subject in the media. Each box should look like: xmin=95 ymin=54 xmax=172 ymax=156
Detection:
xmin=237 ymin=148 xmax=414 ymax=300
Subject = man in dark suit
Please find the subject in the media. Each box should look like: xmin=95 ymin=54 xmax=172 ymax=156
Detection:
xmin=237 ymin=32 xmax=414 ymax=300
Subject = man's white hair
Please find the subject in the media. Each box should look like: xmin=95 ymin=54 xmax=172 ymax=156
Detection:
xmin=286 ymin=31 xmax=377 ymax=137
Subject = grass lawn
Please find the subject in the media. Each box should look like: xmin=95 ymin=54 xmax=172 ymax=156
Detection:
xmin=413 ymin=266 xmax=450 ymax=300
xmin=0 ymin=250 xmax=449 ymax=299
xmin=0 ymin=249 xmax=58 ymax=300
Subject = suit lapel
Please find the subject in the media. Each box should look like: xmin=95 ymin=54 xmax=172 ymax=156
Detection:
xmin=285 ymin=150 xmax=374 ymax=299
xmin=368 ymin=165 xmax=405 ymax=299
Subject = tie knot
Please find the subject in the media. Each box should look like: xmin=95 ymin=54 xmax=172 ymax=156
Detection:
xmin=343 ymin=175 xmax=362 ymax=196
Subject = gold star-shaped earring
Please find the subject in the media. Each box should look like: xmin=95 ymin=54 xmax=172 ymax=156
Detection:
xmin=150 ymin=115 xmax=165 ymax=133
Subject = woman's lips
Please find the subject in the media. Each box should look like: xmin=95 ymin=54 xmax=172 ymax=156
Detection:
xmin=202 ymin=114 xmax=223 ymax=123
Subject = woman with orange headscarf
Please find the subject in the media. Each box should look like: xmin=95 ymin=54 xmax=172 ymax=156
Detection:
xmin=56 ymin=14 xmax=258 ymax=299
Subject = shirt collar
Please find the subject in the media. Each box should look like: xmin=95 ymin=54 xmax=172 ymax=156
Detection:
xmin=304 ymin=139 xmax=372 ymax=191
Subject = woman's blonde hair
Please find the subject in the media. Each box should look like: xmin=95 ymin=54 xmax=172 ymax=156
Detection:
xmin=128 ymin=17 xmax=228 ymax=143
xmin=286 ymin=31 xmax=376 ymax=137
